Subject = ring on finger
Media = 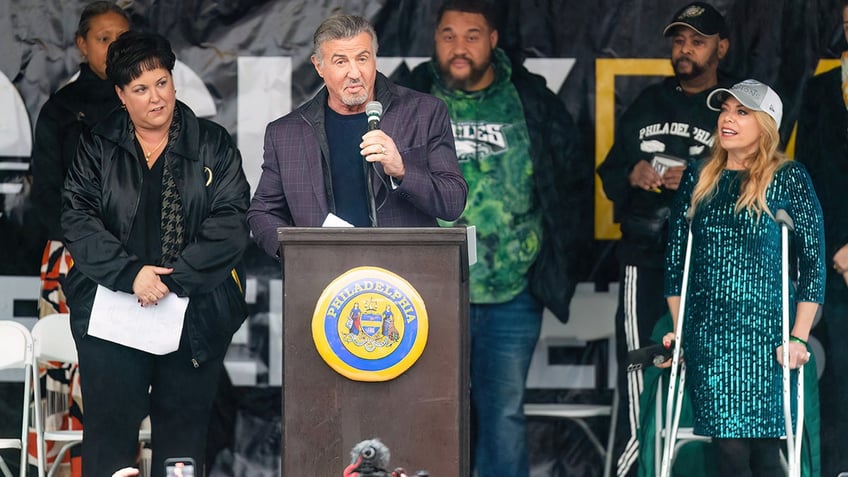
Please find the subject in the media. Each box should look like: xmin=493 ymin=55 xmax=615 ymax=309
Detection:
xmin=381 ymin=145 xmax=387 ymax=154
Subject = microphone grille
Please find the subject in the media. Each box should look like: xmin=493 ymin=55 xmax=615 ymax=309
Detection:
xmin=350 ymin=438 xmax=390 ymax=468
xmin=366 ymin=101 xmax=383 ymax=118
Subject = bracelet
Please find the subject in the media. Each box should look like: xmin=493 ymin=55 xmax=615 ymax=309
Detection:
xmin=789 ymin=335 xmax=808 ymax=346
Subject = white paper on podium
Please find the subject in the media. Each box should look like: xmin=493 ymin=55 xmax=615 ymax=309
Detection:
xmin=322 ymin=213 xmax=354 ymax=227
xmin=466 ymin=225 xmax=477 ymax=266
xmin=87 ymin=285 xmax=190 ymax=355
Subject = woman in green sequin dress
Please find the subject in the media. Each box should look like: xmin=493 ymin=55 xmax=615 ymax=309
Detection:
xmin=663 ymin=79 xmax=825 ymax=476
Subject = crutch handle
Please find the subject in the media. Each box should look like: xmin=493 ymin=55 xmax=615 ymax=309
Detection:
xmin=775 ymin=209 xmax=794 ymax=232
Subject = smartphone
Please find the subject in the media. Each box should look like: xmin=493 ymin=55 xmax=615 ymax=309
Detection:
xmin=164 ymin=457 xmax=196 ymax=477
xmin=626 ymin=342 xmax=680 ymax=371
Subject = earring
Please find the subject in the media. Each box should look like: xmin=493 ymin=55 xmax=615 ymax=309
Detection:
xmin=121 ymin=103 xmax=126 ymax=110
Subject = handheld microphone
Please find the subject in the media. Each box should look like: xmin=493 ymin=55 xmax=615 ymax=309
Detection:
xmin=349 ymin=438 xmax=390 ymax=476
xmin=366 ymin=101 xmax=382 ymax=131
xmin=363 ymin=101 xmax=382 ymax=227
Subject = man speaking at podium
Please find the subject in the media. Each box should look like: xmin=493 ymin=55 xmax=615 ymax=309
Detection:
xmin=247 ymin=13 xmax=467 ymax=258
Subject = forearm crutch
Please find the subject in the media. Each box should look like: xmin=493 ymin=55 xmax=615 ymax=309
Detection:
xmin=776 ymin=209 xmax=804 ymax=477
xmin=659 ymin=220 xmax=694 ymax=477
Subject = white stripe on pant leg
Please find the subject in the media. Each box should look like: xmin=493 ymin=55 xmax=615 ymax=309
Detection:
xmin=617 ymin=265 xmax=643 ymax=476
xmin=624 ymin=265 xmax=645 ymax=418
xmin=617 ymin=366 xmax=642 ymax=475
xmin=624 ymin=266 xmax=640 ymax=352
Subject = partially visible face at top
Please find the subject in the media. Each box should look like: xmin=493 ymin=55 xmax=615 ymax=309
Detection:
xmin=115 ymin=67 xmax=176 ymax=133
xmin=669 ymin=26 xmax=727 ymax=82
xmin=311 ymin=31 xmax=377 ymax=114
xmin=717 ymin=96 xmax=762 ymax=165
xmin=76 ymin=11 xmax=130 ymax=80
xmin=842 ymin=4 xmax=848 ymax=43
xmin=434 ymin=10 xmax=498 ymax=92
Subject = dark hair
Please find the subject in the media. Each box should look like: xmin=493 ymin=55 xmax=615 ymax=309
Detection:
xmin=312 ymin=14 xmax=378 ymax=63
xmin=436 ymin=0 xmax=499 ymax=30
xmin=76 ymin=1 xmax=130 ymax=38
xmin=106 ymin=31 xmax=176 ymax=87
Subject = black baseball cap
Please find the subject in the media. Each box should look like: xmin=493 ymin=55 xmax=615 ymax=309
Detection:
xmin=663 ymin=2 xmax=728 ymax=38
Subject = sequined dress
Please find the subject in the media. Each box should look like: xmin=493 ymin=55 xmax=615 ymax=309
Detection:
xmin=664 ymin=161 xmax=825 ymax=438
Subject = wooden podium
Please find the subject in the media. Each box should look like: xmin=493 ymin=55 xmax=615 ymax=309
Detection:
xmin=277 ymin=227 xmax=470 ymax=476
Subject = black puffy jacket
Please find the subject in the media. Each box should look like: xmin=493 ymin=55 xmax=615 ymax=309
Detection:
xmin=795 ymin=66 xmax=848 ymax=304
xmin=61 ymin=101 xmax=251 ymax=365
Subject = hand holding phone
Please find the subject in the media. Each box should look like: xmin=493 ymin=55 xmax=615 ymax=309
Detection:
xmin=626 ymin=342 xmax=680 ymax=371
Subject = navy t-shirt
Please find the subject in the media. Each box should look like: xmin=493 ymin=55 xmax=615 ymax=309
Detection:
xmin=325 ymin=106 xmax=370 ymax=227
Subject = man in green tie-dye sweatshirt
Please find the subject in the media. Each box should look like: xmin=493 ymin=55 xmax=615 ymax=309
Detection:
xmin=394 ymin=1 xmax=591 ymax=475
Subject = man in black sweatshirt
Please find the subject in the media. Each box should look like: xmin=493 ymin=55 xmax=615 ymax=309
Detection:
xmin=597 ymin=3 xmax=732 ymax=475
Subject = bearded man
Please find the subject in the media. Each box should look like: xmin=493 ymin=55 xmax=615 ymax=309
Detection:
xmin=394 ymin=1 xmax=590 ymax=475
xmin=597 ymin=2 xmax=732 ymax=475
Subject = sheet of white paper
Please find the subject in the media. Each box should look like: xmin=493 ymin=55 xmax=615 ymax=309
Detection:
xmin=322 ymin=213 xmax=354 ymax=227
xmin=87 ymin=285 xmax=189 ymax=355
xmin=466 ymin=225 xmax=477 ymax=266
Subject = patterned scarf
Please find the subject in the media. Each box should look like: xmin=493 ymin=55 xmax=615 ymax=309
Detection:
xmin=158 ymin=108 xmax=185 ymax=265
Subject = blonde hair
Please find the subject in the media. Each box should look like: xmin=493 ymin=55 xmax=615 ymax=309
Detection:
xmin=689 ymin=110 xmax=787 ymax=220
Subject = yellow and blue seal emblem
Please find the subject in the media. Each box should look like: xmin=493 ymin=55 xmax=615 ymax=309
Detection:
xmin=312 ymin=266 xmax=429 ymax=382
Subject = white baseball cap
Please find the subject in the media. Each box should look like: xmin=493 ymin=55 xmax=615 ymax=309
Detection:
xmin=707 ymin=79 xmax=783 ymax=128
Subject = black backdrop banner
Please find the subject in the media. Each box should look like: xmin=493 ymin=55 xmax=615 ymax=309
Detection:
xmin=2 ymin=0 xmax=843 ymax=273
xmin=0 ymin=0 xmax=844 ymax=475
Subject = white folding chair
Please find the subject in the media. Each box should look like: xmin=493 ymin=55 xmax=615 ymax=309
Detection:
xmin=523 ymin=284 xmax=620 ymax=477
xmin=31 ymin=313 xmax=151 ymax=477
xmin=524 ymin=388 xmax=618 ymax=476
xmin=0 ymin=320 xmax=34 ymax=477
xmin=31 ymin=313 xmax=83 ymax=477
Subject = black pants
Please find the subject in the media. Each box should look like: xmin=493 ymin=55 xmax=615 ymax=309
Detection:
xmin=74 ymin=331 xmax=225 ymax=477
xmin=815 ymin=293 xmax=848 ymax=477
xmin=713 ymin=438 xmax=783 ymax=477
xmin=613 ymin=264 xmax=667 ymax=477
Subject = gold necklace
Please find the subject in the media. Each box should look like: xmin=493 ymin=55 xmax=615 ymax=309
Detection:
xmin=136 ymin=133 xmax=168 ymax=163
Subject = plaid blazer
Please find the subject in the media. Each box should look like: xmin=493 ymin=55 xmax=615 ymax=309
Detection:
xmin=247 ymin=73 xmax=468 ymax=258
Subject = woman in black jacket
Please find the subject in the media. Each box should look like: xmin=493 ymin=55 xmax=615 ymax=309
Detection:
xmin=28 ymin=3 xmax=130 ymax=474
xmin=61 ymin=31 xmax=250 ymax=476
xmin=31 ymin=1 xmax=130 ymax=316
